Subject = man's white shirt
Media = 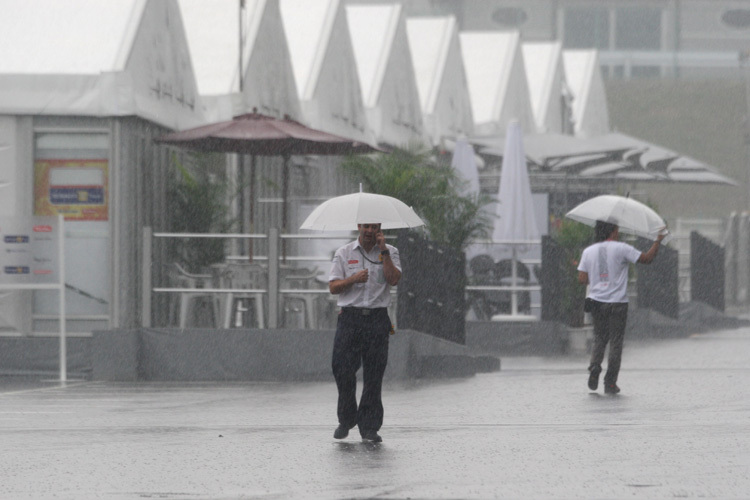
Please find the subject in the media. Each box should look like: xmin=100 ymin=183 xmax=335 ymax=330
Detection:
xmin=329 ymin=240 xmax=401 ymax=308
xmin=578 ymin=240 xmax=641 ymax=303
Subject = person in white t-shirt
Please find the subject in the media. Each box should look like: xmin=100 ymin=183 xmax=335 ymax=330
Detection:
xmin=328 ymin=222 xmax=401 ymax=443
xmin=577 ymin=220 xmax=666 ymax=394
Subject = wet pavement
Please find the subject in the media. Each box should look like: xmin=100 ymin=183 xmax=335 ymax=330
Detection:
xmin=1 ymin=326 xmax=749 ymax=499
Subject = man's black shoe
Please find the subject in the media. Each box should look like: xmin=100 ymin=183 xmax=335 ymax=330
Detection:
xmin=333 ymin=425 xmax=349 ymax=439
xmin=604 ymin=383 xmax=621 ymax=394
xmin=361 ymin=430 xmax=382 ymax=443
xmin=588 ymin=365 xmax=602 ymax=391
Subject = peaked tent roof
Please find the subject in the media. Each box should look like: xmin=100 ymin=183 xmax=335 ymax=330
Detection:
xmin=459 ymin=31 xmax=534 ymax=136
xmin=280 ymin=0 xmax=375 ymax=145
xmin=406 ymin=16 xmax=474 ymax=146
xmin=0 ymin=0 xmax=204 ymax=130
xmin=346 ymin=4 xmax=426 ymax=147
xmin=563 ymin=50 xmax=610 ymax=138
xmin=522 ymin=41 xmax=571 ymax=134
xmin=178 ymin=0 xmax=300 ymax=123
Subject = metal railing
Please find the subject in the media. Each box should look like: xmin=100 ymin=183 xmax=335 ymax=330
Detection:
xmin=464 ymin=239 xmax=542 ymax=320
xmin=142 ymin=228 xmax=543 ymax=328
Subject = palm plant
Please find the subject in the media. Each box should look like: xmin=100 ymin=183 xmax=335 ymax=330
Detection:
xmin=167 ymin=152 xmax=237 ymax=272
xmin=340 ymin=144 xmax=493 ymax=250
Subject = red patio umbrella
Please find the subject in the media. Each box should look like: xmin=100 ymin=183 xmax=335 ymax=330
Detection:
xmin=156 ymin=112 xmax=379 ymax=156
xmin=155 ymin=112 xmax=382 ymax=254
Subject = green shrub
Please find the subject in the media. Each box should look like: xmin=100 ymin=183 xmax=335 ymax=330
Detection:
xmin=167 ymin=152 xmax=236 ymax=272
xmin=341 ymin=144 xmax=493 ymax=251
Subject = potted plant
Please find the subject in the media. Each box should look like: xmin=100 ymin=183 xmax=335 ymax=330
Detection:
xmin=167 ymin=152 xmax=236 ymax=273
xmin=340 ymin=144 xmax=494 ymax=251
xmin=550 ymin=216 xmax=593 ymax=327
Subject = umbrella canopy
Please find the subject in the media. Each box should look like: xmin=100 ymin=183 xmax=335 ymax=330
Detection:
xmin=566 ymin=194 xmax=671 ymax=244
xmin=156 ymin=112 xmax=380 ymax=156
xmin=300 ymin=192 xmax=425 ymax=231
xmin=155 ymin=112 xmax=382 ymax=244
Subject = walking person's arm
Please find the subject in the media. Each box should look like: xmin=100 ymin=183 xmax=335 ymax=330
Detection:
xmin=330 ymin=270 xmax=369 ymax=295
xmin=377 ymin=231 xmax=401 ymax=286
xmin=329 ymin=247 xmax=369 ymax=295
xmin=578 ymin=271 xmax=589 ymax=285
xmin=638 ymin=230 xmax=667 ymax=264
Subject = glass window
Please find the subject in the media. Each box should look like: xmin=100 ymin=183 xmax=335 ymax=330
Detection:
xmin=564 ymin=7 xmax=609 ymax=49
xmin=615 ymin=7 xmax=661 ymax=50
xmin=33 ymin=132 xmax=110 ymax=329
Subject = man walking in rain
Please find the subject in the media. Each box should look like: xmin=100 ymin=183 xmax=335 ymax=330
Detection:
xmin=578 ymin=220 xmax=666 ymax=394
xmin=329 ymin=222 xmax=401 ymax=442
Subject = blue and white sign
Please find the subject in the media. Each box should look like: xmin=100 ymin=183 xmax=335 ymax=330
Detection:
xmin=0 ymin=216 xmax=60 ymax=285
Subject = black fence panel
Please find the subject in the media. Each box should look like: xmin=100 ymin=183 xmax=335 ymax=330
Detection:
xmin=396 ymin=231 xmax=466 ymax=344
xmin=540 ymin=236 xmax=576 ymax=324
xmin=691 ymin=231 xmax=725 ymax=311
xmin=636 ymin=237 xmax=679 ymax=319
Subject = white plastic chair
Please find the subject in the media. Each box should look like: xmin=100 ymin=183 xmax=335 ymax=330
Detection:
xmin=218 ymin=263 xmax=266 ymax=328
xmin=280 ymin=266 xmax=323 ymax=329
xmin=170 ymin=263 xmax=220 ymax=328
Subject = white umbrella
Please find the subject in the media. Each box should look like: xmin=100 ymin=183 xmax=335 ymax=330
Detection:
xmin=565 ymin=194 xmax=671 ymax=244
xmin=493 ymin=121 xmax=540 ymax=245
xmin=299 ymin=191 xmax=425 ymax=231
xmin=493 ymin=121 xmax=539 ymax=318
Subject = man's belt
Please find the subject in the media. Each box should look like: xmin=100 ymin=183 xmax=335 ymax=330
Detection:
xmin=341 ymin=306 xmax=386 ymax=316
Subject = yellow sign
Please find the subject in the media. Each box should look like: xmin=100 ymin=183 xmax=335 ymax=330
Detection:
xmin=34 ymin=159 xmax=108 ymax=221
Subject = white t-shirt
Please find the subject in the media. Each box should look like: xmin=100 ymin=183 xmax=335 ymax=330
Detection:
xmin=328 ymin=240 xmax=401 ymax=308
xmin=578 ymin=240 xmax=642 ymax=303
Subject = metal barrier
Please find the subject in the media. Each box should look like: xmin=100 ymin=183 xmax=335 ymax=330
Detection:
xmin=142 ymin=228 xmax=542 ymax=328
xmin=464 ymin=239 xmax=542 ymax=321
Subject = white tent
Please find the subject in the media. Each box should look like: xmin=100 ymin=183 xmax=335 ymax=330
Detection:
xmin=346 ymin=4 xmax=426 ymax=147
xmin=459 ymin=31 xmax=535 ymax=136
xmin=451 ymin=139 xmax=481 ymax=197
xmin=178 ymin=0 xmax=300 ymax=123
xmin=0 ymin=0 xmax=209 ymax=335
xmin=563 ymin=50 xmax=611 ymax=138
xmin=522 ymin=41 xmax=572 ymax=135
xmin=0 ymin=0 xmax=205 ymax=130
xmin=406 ymin=16 xmax=474 ymax=147
xmin=280 ymin=0 xmax=375 ymax=145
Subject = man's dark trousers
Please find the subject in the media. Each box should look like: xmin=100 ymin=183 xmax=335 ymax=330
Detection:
xmin=590 ymin=302 xmax=628 ymax=386
xmin=332 ymin=308 xmax=390 ymax=435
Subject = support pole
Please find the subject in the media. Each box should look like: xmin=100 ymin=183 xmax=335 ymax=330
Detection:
xmin=142 ymin=226 xmax=152 ymax=328
xmin=511 ymin=246 xmax=518 ymax=316
xmin=282 ymin=155 xmax=290 ymax=262
xmin=58 ymin=214 xmax=66 ymax=382
xmin=268 ymin=227 xmax=280 ymax=328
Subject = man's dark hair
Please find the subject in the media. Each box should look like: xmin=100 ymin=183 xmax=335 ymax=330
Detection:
xmin=594 ymin=220 xmax=618 ymax=242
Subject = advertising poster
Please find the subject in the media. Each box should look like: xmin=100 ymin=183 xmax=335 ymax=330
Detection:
xmin=34 ymin=159 xmax=108 ymax=221
xmin=0 ymin=216 xmax=59 ymax=285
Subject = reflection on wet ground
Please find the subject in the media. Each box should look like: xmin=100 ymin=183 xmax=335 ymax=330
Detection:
xmin=0 ymin=328 xmax=749 ymax=499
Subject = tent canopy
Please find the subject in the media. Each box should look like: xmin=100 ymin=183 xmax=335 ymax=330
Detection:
xmin=179 ymin=0 xmax=301 ymax=123
xmin=280 ymin=0 xmax=375 ymax=146
xmin=522 ymin=41 xmax=571 ymax=135
xmin=563 ymin=50 xmax=611 ymax=138
xmin=406 ymin=16 xmax=474 ymax=146
xmin=346 ymin=4 xmax=426 ymax=146
xmin=0 ymin=0 xmax=204 ymax=130
xmin=460 ymin=31 xmax=534 ymax=136
xmin=473 ymin=131 xmax=736 ymax=185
